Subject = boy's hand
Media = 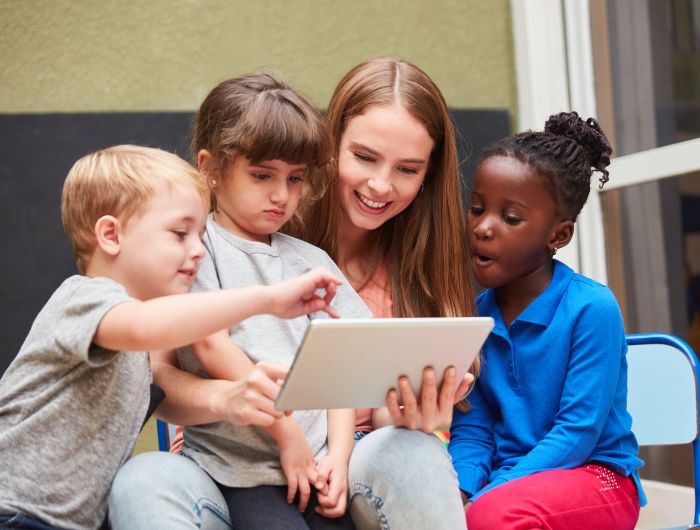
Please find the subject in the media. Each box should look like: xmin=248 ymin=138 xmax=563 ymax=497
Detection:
xmin=276 ymin=420 xmax=319 ymax=512
xmin=314 ymin=452 xmax=349 ymax=518
xmin=267 ymin=267 xmax=342 ymax=319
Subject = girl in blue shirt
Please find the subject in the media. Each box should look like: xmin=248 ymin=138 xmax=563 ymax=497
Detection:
xmin=450 ymin=111 xmax=645 ymax=529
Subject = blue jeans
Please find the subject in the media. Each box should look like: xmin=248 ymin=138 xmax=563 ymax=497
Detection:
xmin=108 ymin=428 xmax=466 ymax=530
xmin=108 ymin=452 xmax=230 ymax=530
xmin=0 ymin=514 xmax=61 ymax=529
xmin=347 ymin=427 xmax=466 ymax=530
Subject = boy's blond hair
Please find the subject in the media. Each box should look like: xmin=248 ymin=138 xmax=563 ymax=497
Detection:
xmin=61 ymin=145 xmax=209 ymax=274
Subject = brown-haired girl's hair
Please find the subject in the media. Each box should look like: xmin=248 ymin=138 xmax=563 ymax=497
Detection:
xmin=293 ymin=58 xmax=475 ymax=323
xmin=193 ymin=72 xmax=331 ymax=212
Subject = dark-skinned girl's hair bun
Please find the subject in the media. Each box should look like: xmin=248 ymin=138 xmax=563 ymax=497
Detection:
xmin=544 ymin=111 xmax=612 ymax=188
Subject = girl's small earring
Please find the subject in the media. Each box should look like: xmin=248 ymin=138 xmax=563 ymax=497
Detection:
xmin=420 ymin=181 xmax=425 ymax=193
xmin=552 ymin=247 xmax=558 ymax=256
xmin=211 ymin=179 xmax=217 ymax=187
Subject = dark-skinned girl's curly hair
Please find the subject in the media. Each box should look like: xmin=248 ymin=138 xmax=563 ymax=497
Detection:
xmin=478 ymin=111 xmax=613 ymax=221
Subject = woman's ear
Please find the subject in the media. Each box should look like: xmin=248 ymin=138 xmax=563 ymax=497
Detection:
xmin=549 ymin=220 xmax=575 ymax=253
xmin=197 ymin=149 xmax=220 ymax=189
xmin=94 ymin=215 xmax=122 ymax=256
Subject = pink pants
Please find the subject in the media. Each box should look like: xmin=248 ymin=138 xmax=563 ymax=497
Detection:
xmin=467 ymin=465 xmax=640 ymax=530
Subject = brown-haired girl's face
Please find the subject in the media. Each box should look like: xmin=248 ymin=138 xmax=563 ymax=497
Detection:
xmin=213 ymin=156 xmax=306 ymax=244
xmin=337 ymin=103 xmax=434 ymax=233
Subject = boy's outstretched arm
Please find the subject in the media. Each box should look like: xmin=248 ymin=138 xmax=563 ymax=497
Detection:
xmin=151 ymin=349 xmax=287 ymax=427
xmin=93 ymin=267 xmax=342 ymax=353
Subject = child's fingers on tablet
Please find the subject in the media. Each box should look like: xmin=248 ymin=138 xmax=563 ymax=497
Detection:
xmin=322 ymin=304 xmax=340 ymax=319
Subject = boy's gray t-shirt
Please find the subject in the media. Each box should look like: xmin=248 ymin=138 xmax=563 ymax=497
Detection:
xmin=0 ymin=276 xmax=151 ymax=530
xmin=178 ymin=217 xmax=372 ymax=487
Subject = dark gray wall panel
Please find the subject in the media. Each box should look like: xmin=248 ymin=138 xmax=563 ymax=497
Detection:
xmin=0 ymin=109 xmax=508 ymax=375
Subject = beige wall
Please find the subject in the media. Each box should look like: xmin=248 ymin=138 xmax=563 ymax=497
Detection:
xmin=1 ymin=0 xmax=516 ymax=113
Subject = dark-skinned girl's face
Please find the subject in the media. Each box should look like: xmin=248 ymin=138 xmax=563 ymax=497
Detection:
xmin=467 ymin=156 xmax=570 ymax=291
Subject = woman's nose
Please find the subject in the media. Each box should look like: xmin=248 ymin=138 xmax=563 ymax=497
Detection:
xmin=367 ymin=166 xmax=392 ymax=196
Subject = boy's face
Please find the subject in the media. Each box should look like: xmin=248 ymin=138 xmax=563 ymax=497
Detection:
xmin=467 ymin=156 xmax=561 ymax=291
xmin=116 ymin=183 xmax=207 ymax=300
xmin=212 ymin=156 xmax=305 ymax=243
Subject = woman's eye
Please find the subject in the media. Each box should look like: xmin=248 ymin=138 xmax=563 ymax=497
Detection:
xmin=397 ymin=166 xmax=419 ymax=175
xmin=353 ymin=152 xmax=374 ymax=162
xmin=469 ymin=206 xmax=483 ymax=216
xmin=289 ymin=175 xmax=303 ymax=183
xmin=252 ymin=173 xmax=270 ymax=180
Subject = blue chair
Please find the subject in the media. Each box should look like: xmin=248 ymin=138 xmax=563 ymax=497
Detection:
xmin=156 ymin=419 xmax=176 ymax=452
xmin=627 ymin=333 xmax=700 ymax=529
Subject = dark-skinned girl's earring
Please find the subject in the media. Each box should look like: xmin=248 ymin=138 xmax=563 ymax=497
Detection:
xmin=552 ymin=247 xmax=558 ymax=256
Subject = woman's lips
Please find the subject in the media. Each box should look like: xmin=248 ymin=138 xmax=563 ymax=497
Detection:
xmin=354 ymin=191 xmax=390 ymax=214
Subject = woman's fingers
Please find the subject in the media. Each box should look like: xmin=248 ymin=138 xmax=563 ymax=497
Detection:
xmin=419 ymin=367 xmax=438 ymax=433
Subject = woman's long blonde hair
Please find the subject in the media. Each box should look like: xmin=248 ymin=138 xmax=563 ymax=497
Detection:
xmin=291 ymin=58 xmax=475 ymax=322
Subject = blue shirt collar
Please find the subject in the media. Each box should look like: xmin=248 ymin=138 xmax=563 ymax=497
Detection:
xmin=477 ymin=260 xmax=575 ymax=332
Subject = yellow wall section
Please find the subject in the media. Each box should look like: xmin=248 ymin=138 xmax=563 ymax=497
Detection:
xmin=1 ymin=0 xmax=516 ymax=113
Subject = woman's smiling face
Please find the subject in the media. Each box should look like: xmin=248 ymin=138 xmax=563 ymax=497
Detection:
xmin=337 ymin=103 xmax=434 ymax=233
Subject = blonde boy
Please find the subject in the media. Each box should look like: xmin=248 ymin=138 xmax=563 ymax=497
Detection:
xmin=0 ymin=145 xmax=342 ymax=530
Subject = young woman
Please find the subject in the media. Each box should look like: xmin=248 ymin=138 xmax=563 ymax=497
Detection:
xmin=292 ymin=58 xmax=475 ymax=529
xmin=109 ymin=58 xmax=475 ymax=530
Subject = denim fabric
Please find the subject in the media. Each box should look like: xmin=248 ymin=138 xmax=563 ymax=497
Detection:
xmin=0 ymin=514 xmax=61 ymax=529
xmin=108 ymin=452 xmax=230 ymax=530
xmin=348 ymin=427 xmax=467 ymax=530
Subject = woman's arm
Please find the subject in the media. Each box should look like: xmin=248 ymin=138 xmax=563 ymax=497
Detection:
xmin=151 ymin=349 xmax=286 ymax=427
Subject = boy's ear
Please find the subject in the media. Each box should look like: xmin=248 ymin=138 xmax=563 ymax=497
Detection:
xmin=549 ymin=220 xmax=575 ymax=253
xmin=94 ymin=215 xmax=122 ymax=256
xmin=197 ymin=149 xmax=220 ymax=189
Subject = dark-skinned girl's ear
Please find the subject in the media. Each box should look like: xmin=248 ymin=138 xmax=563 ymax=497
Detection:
xmin=549 ymin=220 xmax=575 ymax=252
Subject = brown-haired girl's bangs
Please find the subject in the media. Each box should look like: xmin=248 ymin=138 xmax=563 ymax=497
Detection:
xmin=220 ymin=91 xmax=330 ymax=169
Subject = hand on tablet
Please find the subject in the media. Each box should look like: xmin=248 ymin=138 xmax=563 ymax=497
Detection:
xmin=386 ymin=366 xmax=474 ymax=433
xmin=268 ymin=267 xmax=342 ymax=319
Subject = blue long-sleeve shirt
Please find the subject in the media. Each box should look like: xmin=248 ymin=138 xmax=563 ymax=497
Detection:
xmin=449 ymin=260 xmax=645 ymax=504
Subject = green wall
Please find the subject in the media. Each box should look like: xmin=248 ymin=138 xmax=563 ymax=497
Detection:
xmin=0 ymin=0 xmax=516 ymax=113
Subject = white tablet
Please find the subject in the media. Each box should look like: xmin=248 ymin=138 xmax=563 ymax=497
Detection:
xmin=275 ymin=317 xmax=494 ymax=411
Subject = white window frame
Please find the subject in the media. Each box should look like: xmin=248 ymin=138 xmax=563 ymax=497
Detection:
xmin=511 ymin=0 xmax=700 ymax=285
